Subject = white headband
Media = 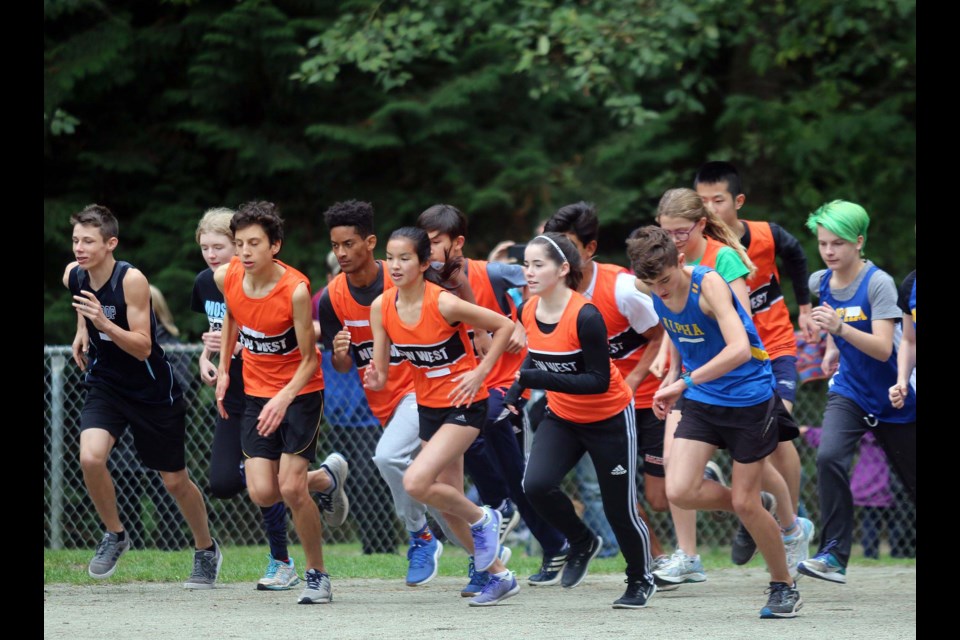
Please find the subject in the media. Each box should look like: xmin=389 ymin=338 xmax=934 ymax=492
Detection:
xmin=534 ymin=234 xmax=567 ymax=263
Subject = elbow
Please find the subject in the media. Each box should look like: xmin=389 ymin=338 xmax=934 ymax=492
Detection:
xmin=872 ymin=345 xmax=893 ymax=362
xmin=734 ymin=344 xmax=752 ymax=367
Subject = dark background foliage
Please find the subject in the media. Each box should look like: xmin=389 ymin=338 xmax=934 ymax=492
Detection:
xmin=44 ymin=0 xmax=915 ymax=342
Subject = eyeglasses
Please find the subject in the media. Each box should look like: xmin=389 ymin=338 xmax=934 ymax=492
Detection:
xmin=662 ymin=221 xmax=700 ymax=242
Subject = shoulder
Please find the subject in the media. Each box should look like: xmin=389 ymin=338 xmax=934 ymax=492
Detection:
xmin=62 ymin=261 xmax=79 ymax=288
xmin=213 ymin=262 xmax=231 ymax=287
xmin=808 ymin=269 xmax=827 ymax=293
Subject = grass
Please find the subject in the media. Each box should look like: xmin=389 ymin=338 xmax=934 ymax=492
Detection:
xmin=43 ymin=543 xmax=915 ymax=586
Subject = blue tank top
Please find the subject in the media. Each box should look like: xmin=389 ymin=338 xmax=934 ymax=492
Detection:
xmin=653 ymin=266 xmax=774 ymax=407
xmin=69 ymin=261 xmax=183 ymax=405
xmin=818 ymin=265 xmax=915 ymax=423
xmin=909 ymin=277 xmax=916 ymax=330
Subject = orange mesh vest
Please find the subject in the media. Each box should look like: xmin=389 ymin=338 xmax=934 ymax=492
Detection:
xmin=742 ymin=220 xmax=796 ymax=360
xmin=699 ymin=236 xmax=725 ymax=269
xmin=588 ymin=263 xmax=661 ymax=409
xmin=224 ymin=257 xmax=324 ymax=398
xmin=326 ymin=263 xmax=416 ymax=425
xmin=466 ymin=259 xmax=527 ymax=389
xmin=381 ymin=281 xmax=488 ymax=409
xmin=522 ymin=292 xmax=633 ymax=423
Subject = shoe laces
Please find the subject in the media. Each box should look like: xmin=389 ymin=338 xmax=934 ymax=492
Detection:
xmin=316 ymin=492 xmax=333 ymax=513
xmin=478 ymin=572 xmax=506 ymax=596
xmin=764 ymin=582 xmax=794 ymax=602
xmin=94 ymin=533 xmax=116 ymax=559
xmin=814 ymin=539 xmax=840 ymax=562
xmin=264 ymin=556 xmax=281 ymax=579
xmin=305 ymin=570 xmax=326 ymax=590
xmin=408 ymin=538 xmax=431 ymax=569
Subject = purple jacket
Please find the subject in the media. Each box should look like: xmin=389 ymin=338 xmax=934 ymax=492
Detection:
xmin=803 ymin=428 xmax=893 ymax=508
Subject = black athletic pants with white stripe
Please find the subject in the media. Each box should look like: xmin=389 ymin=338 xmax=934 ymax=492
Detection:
xmin=522 ymin=406 xmax=652 ymax=582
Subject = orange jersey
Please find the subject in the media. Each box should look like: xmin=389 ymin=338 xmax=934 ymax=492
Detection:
xmin=522 ymin=292 xmax=633 ymax=423
xmin=585 ymin=262 xmax=661 ymax=409
xmin=466 ymin=259 xmax=527 ymax=389
xmin=224 ymin=257 xmax=324 ymax=398
xmin=742 ymin=220 xmax=797 ymax=360
xmin=326 ymin=263 xmax=416 ymax=425
xmin=700 ymin=236 xmax=725 ymax=269
xmin=381 ymin=281 xmax=488 ymax=409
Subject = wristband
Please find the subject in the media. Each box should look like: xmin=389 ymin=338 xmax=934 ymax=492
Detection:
xmin=682 ymin=372 xmax=695 ymax=389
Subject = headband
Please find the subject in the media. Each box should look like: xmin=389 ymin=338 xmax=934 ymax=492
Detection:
xmin=534 ymin=234 xmax=567 ymax=263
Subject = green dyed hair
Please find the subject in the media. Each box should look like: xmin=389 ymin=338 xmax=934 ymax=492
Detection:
xmin=805 ymin=200 xmax=870 ymax=255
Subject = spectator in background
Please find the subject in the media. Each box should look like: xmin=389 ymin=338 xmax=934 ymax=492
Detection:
xmin=313 ymin=251 xmax=400 ymax=555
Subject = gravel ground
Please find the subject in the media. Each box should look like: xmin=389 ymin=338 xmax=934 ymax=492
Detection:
xmin=43 ymin=566 xmax=916 ymax=639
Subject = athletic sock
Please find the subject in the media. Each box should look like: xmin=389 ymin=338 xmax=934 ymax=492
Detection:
xmin=261 ymin=501 xmax=289 ymax=560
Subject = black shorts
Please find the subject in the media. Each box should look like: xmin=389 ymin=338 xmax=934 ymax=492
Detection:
xmin=770 ymin=356 xmax=799 ymax=405
xmin=636 ymin=407 xmax=665 ymax=478
xmin=674 ymin=393 xmax=798 ymax=464
xmin=80 ymin=385 xmax=187 ymax=472
xmin=241 ymin=391 xmax=324 ymax=462
xmin=418 ymin=402 xmax=486 ymax=441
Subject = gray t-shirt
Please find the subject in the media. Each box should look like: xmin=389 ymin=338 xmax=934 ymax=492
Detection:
xmin=808 ymin=260 xmax=901 ymax=321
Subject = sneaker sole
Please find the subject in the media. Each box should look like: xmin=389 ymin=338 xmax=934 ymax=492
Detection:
xmin=797 ymin=563 xmax=846 ymax=584
xmin=298 ymin=593 xmax=333 ymax=604
xmin=561 ymin=536 xmax=603 ymax=589
xmin=406 ymin=540 xmax=444 ymax=587
xmin=460 ymin=546 xmax=511 ymax=596
xmin=467 ymin=583 xmax=521 ymax=607
xmin=183 ymin=546 xmax=223 ymax=590
xmin=613 ymin=584 xmax=656 ymax=609
xmin=653 ymin=572 xmax=706 ymax=585
xmin=257 ymin=575 xmax=301 ymax=591
xmin=88 ymin=544 xmax=129 ymax=580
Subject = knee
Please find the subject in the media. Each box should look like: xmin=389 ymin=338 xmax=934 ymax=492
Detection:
xmin=521 ymin=476 xmax=553 ymax=503
xmin=402 ymin=472 xmax=430 ymax=502
xmin=664 ymin=479 xmax=694 ymax=508
xmin=79 ymin=449 xmax=108 ymax=474
xmin=646 ymin=489 xmax=670 ymax=513
xmin=160 ymin=470 xmax=190 ymax=498
xmin=279 ymin=478 xmax=309 ymax=509
xmin=208 ymin=474 xmax=241 ymax=500
xmin=731 ymin=492 xmax=762 ymax=519
xmin=372 ymin=449 xmax=400 ymax=474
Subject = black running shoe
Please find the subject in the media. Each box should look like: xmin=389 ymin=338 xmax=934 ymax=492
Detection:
xmin=560 ymin=534 xmax=602 ymax=589
xmin=612 ymin=578 xmax=656 ymax=609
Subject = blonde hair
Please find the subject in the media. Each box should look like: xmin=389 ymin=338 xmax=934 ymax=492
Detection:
xmin=149 ymin=285 xmax=180 ymax=338
xmin=656 ymin=188 xmax=756 ymax=276
xmin=195 ymin=207 xmax=235 ymax=244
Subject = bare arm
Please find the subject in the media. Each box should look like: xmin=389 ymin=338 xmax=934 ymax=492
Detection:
xmin=438 ymin=291 xmax=513 ymax=407
xmin=890 ymin=313 xmax=916 ymax=408
xmin=363 ymin=294 xmax=390 ymax=391
xmin=214 ymin=264 xmax=239 ymax=415
xmin=811 ymin=302 xmax=895 ymax=361
xmin=72 ymin=268 xmax=153 ymax=361
xmin=623 ymin=324 xmax=664 ymax=393
xmin=728 ymin=276 xmax=752 ymax=317
xmin=254 ymin=282 xmax=320 ymax=436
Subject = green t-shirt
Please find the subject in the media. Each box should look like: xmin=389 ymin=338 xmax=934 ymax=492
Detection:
xmin=687 ymin=246 xmax=749 ymax=283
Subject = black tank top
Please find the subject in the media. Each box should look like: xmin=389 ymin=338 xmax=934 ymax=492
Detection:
xmin=68 ymin=261 xmax=182 ymax=405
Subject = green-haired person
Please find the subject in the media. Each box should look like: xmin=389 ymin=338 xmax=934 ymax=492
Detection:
xmin=799 ymin=200 xmax=916 ymax=584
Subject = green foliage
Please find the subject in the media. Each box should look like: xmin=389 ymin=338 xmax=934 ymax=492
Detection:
xmin=44 ymin=0 xmax=915 ymax=343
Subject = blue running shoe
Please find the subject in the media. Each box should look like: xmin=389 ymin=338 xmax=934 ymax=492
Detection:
xmin=468 ymin=571 xmax=520 ymax=607
xmin=471 ymin=506 xmax=502 ymax=572
xmin=461 ymin=545 xmax=512 ymax=597
xmin=406 ymin=533 xmax=443 ymax=586
xmin=783 ymin=517 xmax=815 ymax=579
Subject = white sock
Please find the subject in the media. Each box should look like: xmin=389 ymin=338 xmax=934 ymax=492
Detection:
xmin=470 ymin=510 xmax=488 ymax=528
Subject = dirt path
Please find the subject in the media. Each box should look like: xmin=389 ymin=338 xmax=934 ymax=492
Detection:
xmin=44 ymin=566 xmax=915 ymax=639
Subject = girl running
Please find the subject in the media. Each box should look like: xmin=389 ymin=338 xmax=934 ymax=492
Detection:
xmin=364 ymin=226 xmax=518 ymax=606
xmin=504 ymin=232 xmax=654 ymax=609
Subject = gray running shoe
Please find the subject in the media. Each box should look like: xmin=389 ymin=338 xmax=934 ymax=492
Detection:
xmin=183 ymin=539 xmax=223 ymax=589
xmin=257 ymin=554 xmax=300 ymax=591
xmin=317 ymin=453 xmax=350 ymax=528
xmin=298 ymin=569 xmax=332 ymax=604
xmin=88 ymin=531 xmax=131 ymax=579
xmin=759 ymin=582 xmax=803 ymax=618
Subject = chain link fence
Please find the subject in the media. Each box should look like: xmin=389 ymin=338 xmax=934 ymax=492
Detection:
xmin=44 ymin=344 xmax=916 ymax=559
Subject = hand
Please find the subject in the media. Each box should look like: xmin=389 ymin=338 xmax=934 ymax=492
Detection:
xmin=71 ymin=331 xmax=89 ymax=372
xmin=889 ymin=381 xmax=909 ymax=409
xmin=650 ymin=350 xmax=667 ymax=380
xmin=798 ymin=307 xmax=820 ymax=343
xmin=811 ymin=303 xmax=843 ymax=336
xmin=333 ymin=327 xmax=352 ymax=357
xmin=72 ymin=291 xmax=105 ymax=330
xmin=449 ymin=369 xmax=485 ymax=408
xmin=363 ymin=361 xmax=386 ymax=391
xmin=256 ymin=394 xmax=292 ymax=437
xmin=473 ymin=330 xmax=493 ymax=360
xmin=652 ymin=380 xmax=683 ymax=420
xmin=199 ymin=356 xmax=218 ymax=387
xmin=487 ymin=240 xmax=515 ymax=263
xmin=215 ymin=370 xmax=230 ymax=419
xmin=201 ymin=330 xmax=222 ymax=353
xmin=821 ymin=348 xmax=839 ymax=377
